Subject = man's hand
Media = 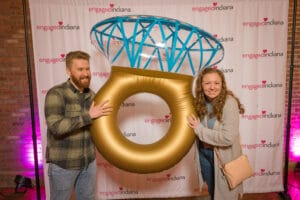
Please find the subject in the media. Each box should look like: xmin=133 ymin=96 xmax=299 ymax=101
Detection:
xmin=89 ymin=100 xmax=113 ymax=119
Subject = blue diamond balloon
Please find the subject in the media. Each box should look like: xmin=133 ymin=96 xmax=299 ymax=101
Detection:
xmin=90 ymin=15 xmax=224 ymax=75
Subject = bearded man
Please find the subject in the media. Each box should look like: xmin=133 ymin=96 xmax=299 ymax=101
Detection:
xmin=44 ymin=50 xmax=112 ymax=200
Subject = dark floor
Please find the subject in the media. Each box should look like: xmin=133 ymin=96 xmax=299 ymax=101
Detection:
xmin=0 ymin=171 xmax=299 ymax=200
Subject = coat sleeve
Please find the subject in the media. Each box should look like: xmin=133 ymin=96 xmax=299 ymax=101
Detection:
xmin=193 ymin=96 xmax=240 ymax=147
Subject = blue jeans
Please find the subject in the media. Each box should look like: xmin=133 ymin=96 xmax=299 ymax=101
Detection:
xmin=48 ymin=160 xmax=96 ymax=200
xmin=199 ymin=147 xmax=215 ymax=200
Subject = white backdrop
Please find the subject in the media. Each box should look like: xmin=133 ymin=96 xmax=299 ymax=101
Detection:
xmin=29 ymin=0 xmax=288 ymax=199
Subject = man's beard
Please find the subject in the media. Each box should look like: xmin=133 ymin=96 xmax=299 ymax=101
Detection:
xmin=70 ymin=75 xmax=91 ymax=90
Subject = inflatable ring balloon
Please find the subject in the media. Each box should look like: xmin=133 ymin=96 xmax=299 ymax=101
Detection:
xmin=90 ymin=15 xmax=224 ymax=173
xmin=90 ymin=66 xmax=196 ymax=173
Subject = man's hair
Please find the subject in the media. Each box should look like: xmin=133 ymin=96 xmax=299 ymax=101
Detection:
xmin=65 ymin=50 xmax=90 ymax=68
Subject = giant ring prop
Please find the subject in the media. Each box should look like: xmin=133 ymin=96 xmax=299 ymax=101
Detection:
xmin=90 ymin=15 xmax=224 ymax=173
xmin=91 ymin=66 xmax=196 ymax=173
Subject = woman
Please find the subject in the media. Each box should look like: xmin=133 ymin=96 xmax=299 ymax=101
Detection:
xmin=187 ymin=67 xmax=245 ymax=200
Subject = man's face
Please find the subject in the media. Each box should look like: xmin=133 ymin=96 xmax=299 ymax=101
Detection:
xmin=67 ymin=58 xmax=91 ymax=92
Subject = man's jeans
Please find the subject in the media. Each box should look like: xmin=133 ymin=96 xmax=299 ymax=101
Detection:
xmin=48 ymin=160 xmax=96 ymax=200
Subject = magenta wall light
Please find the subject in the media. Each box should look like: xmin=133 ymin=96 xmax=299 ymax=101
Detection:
xmin=22 ymin=123 xmax=43 ymax=168
xmin=290 ymin=127 xmax=300 ymax=162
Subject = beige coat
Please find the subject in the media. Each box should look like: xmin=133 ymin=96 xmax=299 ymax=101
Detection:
xmin=193 ymin=95 xmax=243 ymax=200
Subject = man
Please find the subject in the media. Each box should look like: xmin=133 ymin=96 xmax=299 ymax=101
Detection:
xmin=44 ymin=50 xmax=112 ymax=200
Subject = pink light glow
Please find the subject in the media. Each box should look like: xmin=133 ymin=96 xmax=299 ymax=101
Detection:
xmin=26 ymin=142 xmax=43 ymax=167
xmin=291 ymin=137 xmax=300 ymax=156
xmin=290 ymin=128 xmax=300 ymax=161
xmin=22 ymin=123 xmax=43 ymax=168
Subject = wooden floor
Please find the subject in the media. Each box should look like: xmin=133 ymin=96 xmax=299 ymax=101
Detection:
xmin=0 ymin=171 xmax=299 ymax=200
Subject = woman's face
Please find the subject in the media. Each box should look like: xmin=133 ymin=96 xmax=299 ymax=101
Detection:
xmin=201 ymin=72 xmax=222 ymax=100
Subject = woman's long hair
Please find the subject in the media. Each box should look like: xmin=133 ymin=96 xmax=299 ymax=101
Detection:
xmin=194 ymin=68 xmax=245 ymax=121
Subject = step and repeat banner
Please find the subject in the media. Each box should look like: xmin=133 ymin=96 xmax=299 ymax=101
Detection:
xmin=29 ymin=0 xmax=288 ymax=199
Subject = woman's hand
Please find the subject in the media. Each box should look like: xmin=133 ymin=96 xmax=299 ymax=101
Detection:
xmin=187 ymin=114 xmax=200 ymax=129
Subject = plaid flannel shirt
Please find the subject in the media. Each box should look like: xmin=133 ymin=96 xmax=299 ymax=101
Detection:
xmin=44 ymin=80 xmax=96 ymax=169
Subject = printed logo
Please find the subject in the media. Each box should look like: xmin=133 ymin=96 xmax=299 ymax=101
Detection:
xmin=241 ymin=110 xmax=282 ymax=120
xmin=213 ymin=65 xmax=234 ymax=73
xmin=99 ymin=186 xmax=138 ymax=197
xmin=192 ymin=2 xmax=234 ymax=12
xmin=101 ymin=38 xmax=124 ymax=47
xmin=36 ymin=21 xmax=80 ymax=32
xmin=123 ymin=131 xmax=136 ymax=137
xmin=242 ymin=140 xmax=280 ymax=150
xmin=38 ymin=53 xmax=65 ymax=64
xmin=89 ymin=3 xmax=132 ymax=14
xmin=241 ymin=80 xmax=283 ymax=91
xmin=243 ymin=17 xmax=284 ymax=27
xmin=242 ymin=49 xmax=284 ymax=59
xmin=146 ymin=173 xmax=186 ymax=182
xmin=214 ymin=34 xmax=234 ymax=43
xmin=253 ymin=168 xmax=280 ymax=177
xmin=118 ymin=186 xmax=138 ymax=195
xmin=144 ymin=113 xmax=171 ymax=124
xmin=121 ymin=101 xmax=135 ymax=107
xmin=92 ymin=71 xmax=110 ymax=78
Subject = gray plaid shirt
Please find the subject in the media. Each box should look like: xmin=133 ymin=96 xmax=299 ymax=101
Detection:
xmin=44 ymin=80 xmax=96 ymax=169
